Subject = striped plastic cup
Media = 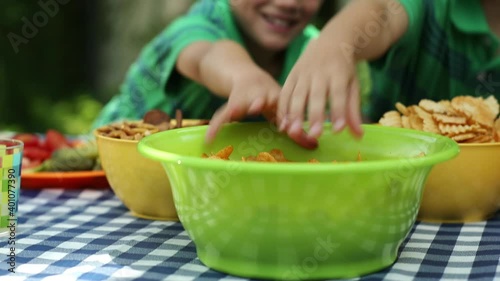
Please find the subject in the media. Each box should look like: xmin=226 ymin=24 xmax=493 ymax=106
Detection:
xmin=0 ymin=139 xmax=23 ymax=238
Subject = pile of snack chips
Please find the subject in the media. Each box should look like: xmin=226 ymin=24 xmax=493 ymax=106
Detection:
xmin=96 ymin=109 xmax=209 ymax=141
xmin=202 ymin=145 xmax=362 ymax=163
xmin=379 ymin=95 xmax=500 ymax=143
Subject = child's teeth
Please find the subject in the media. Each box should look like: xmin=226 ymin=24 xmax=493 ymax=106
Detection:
xmin=268 ymin=17 xmax=290 ymax=27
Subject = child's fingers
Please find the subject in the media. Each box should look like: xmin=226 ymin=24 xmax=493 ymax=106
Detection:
xmin=277 ymin=75 xmax=297 ymax=131
xmin=346 ymin=77 xmax=364 ymax=137
xmin=287 ymin=130 xmax=318 ymax=150
xmin=286 ymin=79 xmax=309 ymax=137
xmin=248 ymin=98 xmax=265 ymax=115
xmin=307 ymin=78 xmax=327 ymax=138
xmin=206 ymin=104 xmax=230 ymax=143
xmin=328 ymin=75 xmax=349 ymax=133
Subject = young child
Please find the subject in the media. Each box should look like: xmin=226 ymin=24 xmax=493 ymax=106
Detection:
xmin=92 ymin=0 xmax=322 ymax=148
xmin=210 ymin=0 xmax=500 ymax=144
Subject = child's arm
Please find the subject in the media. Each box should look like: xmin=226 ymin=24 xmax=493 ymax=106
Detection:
xmin=177 ymin=40 xmax=271 ymax=99
xmin=177 ymin=40 xmax=318 ymax=149
xmin=277 ymin=0 xmax=409 ymax=140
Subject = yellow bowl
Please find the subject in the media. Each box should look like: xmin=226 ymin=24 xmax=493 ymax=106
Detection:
xmin=418 ymin=142 xmax=500 ymax=223
xmin=94 ymin=119 xmax=208 ymax=221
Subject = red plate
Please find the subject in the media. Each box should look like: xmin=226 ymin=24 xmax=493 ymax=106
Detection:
xmin=21 ymin=170 xmax=110 ymax=190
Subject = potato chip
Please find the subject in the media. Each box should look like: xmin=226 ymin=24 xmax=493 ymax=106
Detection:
xmin=422 ymin=117 xmax=440 ymax=134
xmin=464 ymin=134 xmax=493 ymax=143
xmin=432 ymin=113 xmax=467 ymax=125
xmin=395 ymin=102 xmax=409 ymax=116
xmin=413 ymin=106 xmax=431 ymax=119
xmin=419 ymin=99 xmax=448 ymax=114
xmin=379 ymin=111 xmax=402 ymax=128
xmin=484 ymin=96 xmax=500 ymax=118
xmin=451 ymin=96 xmax=495 ymax=128
xmin=401 ymin=116 xmax=411 ymax=129
xmin=451 ymin=133 xmax=477 ymax=142
xmin=379 ymin=95 xmax=500 ymax=144
xmin=409 ymin=114 xmax=424 ymax=130
xmin=438 ymin=100 xmax=460 ymax=115
xmin=438 ymin=123 xmax=482 ymax=136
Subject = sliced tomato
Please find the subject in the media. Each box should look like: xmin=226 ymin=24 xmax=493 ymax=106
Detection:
xmin=44 ymin=129 xmax=71 ymax=152
xmin=23 ymin=146 xmax=51 ymax=161
xmin=13 ymin=133 xmax=41 ymax=147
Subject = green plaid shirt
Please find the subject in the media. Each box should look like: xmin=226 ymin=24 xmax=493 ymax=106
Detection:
xmin=365 ymin=0 xmax=500 ymax=121
xmin=92 ymin=0 xmax=319 ymax=129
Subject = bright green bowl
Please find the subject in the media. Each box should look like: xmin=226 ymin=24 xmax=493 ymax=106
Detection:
xmin=138 ymin=123 xmax=459 ymax=280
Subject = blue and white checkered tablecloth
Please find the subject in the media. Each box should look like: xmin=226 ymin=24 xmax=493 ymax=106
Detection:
xmin=0 ymin=189 xmax=499 ymax=281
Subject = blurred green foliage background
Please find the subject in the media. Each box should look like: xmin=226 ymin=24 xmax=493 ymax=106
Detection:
xmin=1 ymin=0 xmax=366 ymax=135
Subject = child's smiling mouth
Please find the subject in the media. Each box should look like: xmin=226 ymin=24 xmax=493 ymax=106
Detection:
xmin=261 ymin=13 xmax=299 ymax=33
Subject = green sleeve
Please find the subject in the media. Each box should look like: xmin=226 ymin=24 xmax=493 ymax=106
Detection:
xmin=91 ymin=16 xmax=226 ymax=129
xmin=370 ymin=0 xmax=425 ymax=69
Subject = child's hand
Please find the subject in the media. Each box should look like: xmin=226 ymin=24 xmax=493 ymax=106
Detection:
xmin=277 ymin=39 xmax=364 ymax=140
xmin=206 ymin=69 xmax=318 ymax=149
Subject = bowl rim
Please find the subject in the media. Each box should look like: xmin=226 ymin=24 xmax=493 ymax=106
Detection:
xmin=457 ymin=142 xmax=500 ymax=147
xmin=92 ymin=119 xmax=210 ymax=144
xmin=93 ymin=129 xmax=139 ymax=144
xmin=137 ymin=123 xmax=461 ymax=173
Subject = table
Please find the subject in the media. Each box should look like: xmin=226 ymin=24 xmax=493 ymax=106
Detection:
xmin=0 ymin=188 xmax=499 ymax=281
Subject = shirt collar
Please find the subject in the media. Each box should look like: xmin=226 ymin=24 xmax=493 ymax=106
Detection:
xmin=450 ymin=0 xmax=490 ymax=35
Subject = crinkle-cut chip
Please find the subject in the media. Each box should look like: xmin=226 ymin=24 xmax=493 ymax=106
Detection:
xmin=401 ymin=116 xmax=411 ymax=129
xmin=409 ymin=114 xmax=424 ymax=130
xmin=484 ymin=95 xmax=499 ymax=118
xmin=395 ymin=102 xmax=409 ymax=116
xmin=255 ymin=152 xmax=278 ymax=162
xmin=451 ymin=96 xmax=495 ymax=128
xmin=422 ymin=116 xmax=440 ymax=134
xmin=451 ymin=133 xmax=477 ymax=142
xmin=432 ymin=113 xmax=467 ymax=124
xmin=464 ymin=134 xmax=494 ymax=143
xmin=413 ymin=105 xmax=432 ymax=119
xmin=379 ymin=111 xmax=402 ymax=127
xmin=438 ymin=100 xmax=460 ymax=116
xmin=419 ymin=99 xmax=448 ymax=114
xmin=472 ymin=127 xmax=490 ymax=135
xmin=438 ymin=123 xmax=481 ymax=136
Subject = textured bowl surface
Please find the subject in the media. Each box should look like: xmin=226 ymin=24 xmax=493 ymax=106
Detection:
xmin=138 ymin=123 xmax=459 ymax=280
xmin=419 ymin=142 xmax=500 ymax=223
